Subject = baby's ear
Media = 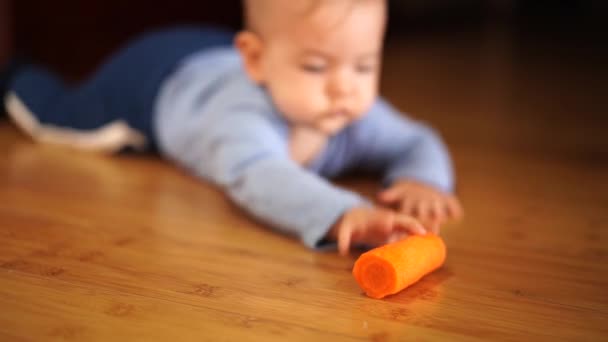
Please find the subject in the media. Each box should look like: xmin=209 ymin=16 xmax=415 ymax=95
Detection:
xmin=234 ymin=31 xmax=265 ymax=84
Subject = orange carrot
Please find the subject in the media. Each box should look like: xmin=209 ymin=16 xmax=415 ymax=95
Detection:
xmin=352 ymin=234 xmax=446 ymax=299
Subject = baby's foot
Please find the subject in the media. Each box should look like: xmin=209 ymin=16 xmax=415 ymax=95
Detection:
xmin=1 ymin=57 xmax=30 ymax=117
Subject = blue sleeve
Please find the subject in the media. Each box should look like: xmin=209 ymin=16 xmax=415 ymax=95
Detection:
xmin=158 ymin=110 xmax=368 ymax=248
xmin=353 ymin=99 xmax=455 ymax=193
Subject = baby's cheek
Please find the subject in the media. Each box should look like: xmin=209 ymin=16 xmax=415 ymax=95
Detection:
xmin=358 ymin=86 xmax=378 ymax=115
xmin=288 ymin=86 xmax=326 ymax=115
xmin=274 ymin=91 xmax=316 ymax=122
xmin=269 ymin=75 xmax=328 ymax=121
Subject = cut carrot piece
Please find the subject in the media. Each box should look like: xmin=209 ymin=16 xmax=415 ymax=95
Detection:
xmin=352 ymin=234 xmax=446 ymax=299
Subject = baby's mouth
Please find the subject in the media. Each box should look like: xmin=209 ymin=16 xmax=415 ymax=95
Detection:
xmin=328 ymin=108 xmax=350 ymax=118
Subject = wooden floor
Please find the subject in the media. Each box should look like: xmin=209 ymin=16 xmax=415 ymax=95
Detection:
xmin=1 ymin=27 xmax=607 ymax=341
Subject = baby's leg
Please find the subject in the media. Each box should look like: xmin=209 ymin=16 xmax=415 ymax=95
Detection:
xmin=5 ymin=64 xmax=146 ymax=152
xmin=5 ymin=26 xmax=233 ymax=152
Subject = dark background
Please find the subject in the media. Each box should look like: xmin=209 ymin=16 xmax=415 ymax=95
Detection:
xmin=0 ymin=0 xmax=606 ymax=139
xmin=1 ymin=0 xmax=606 ymax=80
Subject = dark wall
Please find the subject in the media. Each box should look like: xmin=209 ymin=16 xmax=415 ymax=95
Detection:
xmin=0 ymin=0 xmax=13 ymax=63
xmin=2 ymin=0 xmax=606 ymax=80
xmin=9 ymin=0 xmax=243 ymax=80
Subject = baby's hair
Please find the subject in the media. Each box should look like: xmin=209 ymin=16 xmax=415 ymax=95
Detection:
xmin=242 ymin=0 xmax=369 ymax=35
xmin=243 ymin=0 xmax=318 ymax=33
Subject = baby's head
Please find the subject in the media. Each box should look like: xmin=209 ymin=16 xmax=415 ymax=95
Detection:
xmin=236 ymin=0 xmax=387 ymax=136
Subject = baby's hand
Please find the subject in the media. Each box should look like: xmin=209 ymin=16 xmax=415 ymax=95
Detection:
xmin=377 ymin=180 xmax=463 ymax=234
xmin=327 ymin=206 xmax=426 ymax=256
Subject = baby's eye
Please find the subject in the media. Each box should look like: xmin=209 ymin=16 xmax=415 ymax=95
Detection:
xmin=300 ymin=64 xmax=327 ymax=74
xmin=355 ymin=64 xmax=377 ymax=74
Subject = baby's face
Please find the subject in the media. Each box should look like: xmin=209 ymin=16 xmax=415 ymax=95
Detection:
xmin=246 ymin=1 xmax=386 ymax=135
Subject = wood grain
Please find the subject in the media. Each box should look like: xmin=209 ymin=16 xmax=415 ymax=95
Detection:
xmin=1 ymin=27 xmax=607 ymax=341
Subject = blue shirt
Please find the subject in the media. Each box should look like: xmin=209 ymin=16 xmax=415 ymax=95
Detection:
xmin=153 ymin=47 xmax=454 ymax=248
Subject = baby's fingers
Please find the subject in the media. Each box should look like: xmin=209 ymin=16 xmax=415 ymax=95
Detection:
xmin=430 ymin=200 xmax=445 ymax=221
xmin=388 ymin=232 xmax=409 ymax=244
xmin=427 ymin=200 xmax=445 ymax=234
xmin=337 ymin=223 xmax=353 ymax=256
xmin=398 ymin=197 xmax=415 ymax=216
xmin=377 ymin=187 xmax=402 ymax=205
xmin=446 ymin=195 xmax=464 ymax=221
xmin=425 ymin=218 xmax=441 ymax=235
xmin=416 ymin=200 xmax=431 ymax=223
xmin=393 ymin=214 xmax=426 ymax=235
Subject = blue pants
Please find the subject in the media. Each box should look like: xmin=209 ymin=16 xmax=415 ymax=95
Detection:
xmin=9 ymin=26 xmax=233 ymax=150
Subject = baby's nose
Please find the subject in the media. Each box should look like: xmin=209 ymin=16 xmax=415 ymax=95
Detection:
xmin=327 ymin=71 xmax=355 ymax=98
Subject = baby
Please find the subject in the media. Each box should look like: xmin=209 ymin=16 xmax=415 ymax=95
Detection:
xmin=2 ymin=0 xmax=462 ymax=254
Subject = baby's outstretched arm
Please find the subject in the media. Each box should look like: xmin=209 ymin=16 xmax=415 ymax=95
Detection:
xmin=158 ymin=110 xmax=369 ymax=249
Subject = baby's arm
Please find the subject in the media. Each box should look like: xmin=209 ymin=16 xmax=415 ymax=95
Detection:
xmin=159 ymin=111 xmax=374 ymax=248
xmin=352 ymin=99 xmax=463 ymax=230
